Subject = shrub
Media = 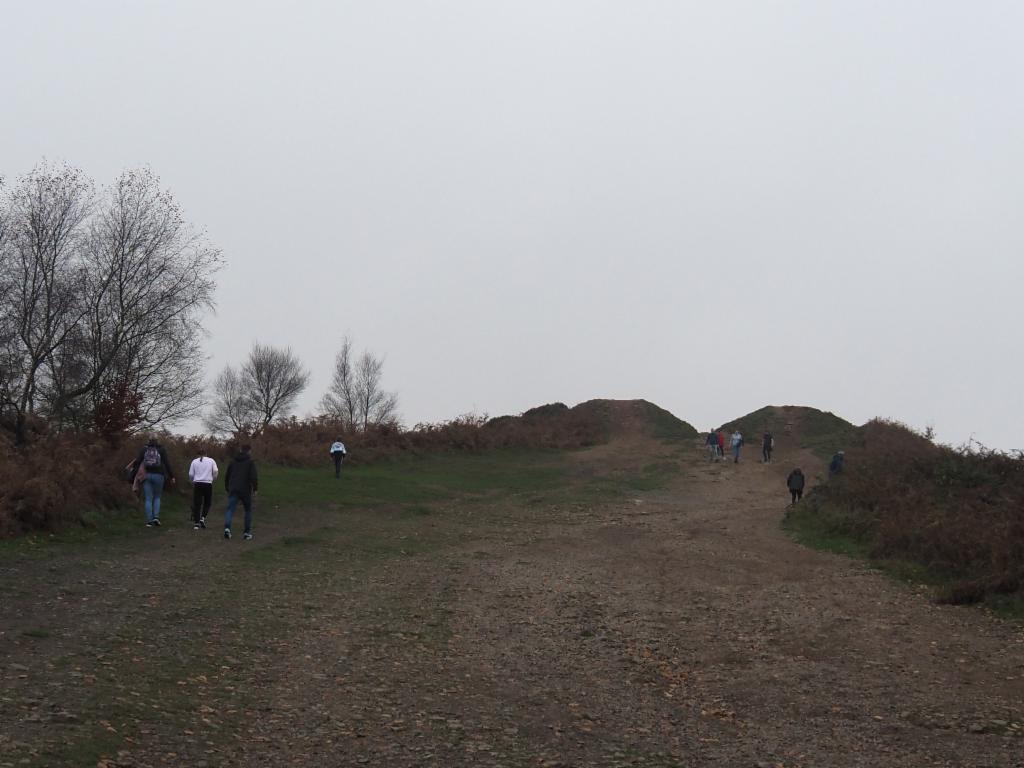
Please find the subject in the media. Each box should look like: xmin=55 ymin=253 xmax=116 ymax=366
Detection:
xmin=793 ymin=419 xmax=1024 ymax=604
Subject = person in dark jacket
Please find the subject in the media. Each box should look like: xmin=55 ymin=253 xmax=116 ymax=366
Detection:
xmin=787 ymin=468 xmax=805 ymax=504
xmin=130 ymin=438 xmax=176 ymax=528
xmin=705 ymin=431 xmax=719 ymax=462
xmin=223 ymin=445 xmax=258 ymax=540
xmin=762 ymin=431 xmax=774 ymax=463
xmin=828 ymin=451 xmax=845 ymax=478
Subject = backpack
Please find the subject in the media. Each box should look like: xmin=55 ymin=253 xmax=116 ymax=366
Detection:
xmin=143 ymin=446 xmax=161 ymax=469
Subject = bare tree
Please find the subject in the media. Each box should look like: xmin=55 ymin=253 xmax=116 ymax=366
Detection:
xmin=241 ymin=343 xmax=310 ymax=429
xmin=47 ymin=168 xmax=219 ymax=431
xmin=0 ymin=164 xmax=219 ymax=441
xmin=204 ymin=365 xmax=257 ymax=436
xmin=355 ymin=349 xmax=399 ymax=430
xmin=0 ymin=162 xmax=93 ymax=443
xmin=319 ymin=336 xmax=358 ymax=429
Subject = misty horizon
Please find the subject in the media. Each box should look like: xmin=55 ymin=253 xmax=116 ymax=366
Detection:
xmin=3 ymin=1 xmax=1021 ymax=450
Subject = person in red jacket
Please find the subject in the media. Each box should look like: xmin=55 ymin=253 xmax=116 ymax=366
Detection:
xmin=716 ymin=430 xmax=725 ymax=458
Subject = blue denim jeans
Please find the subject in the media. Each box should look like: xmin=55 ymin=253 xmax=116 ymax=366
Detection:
xmin=732 ymin=445 xmax=741 ymax=462
xmin=143 ymin=473 xmax=165 ymax=521
xmin=224 ymin=494 xmax=253 ymax=533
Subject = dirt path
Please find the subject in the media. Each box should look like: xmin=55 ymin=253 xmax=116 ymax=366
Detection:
xmin=2 ymin=434 xmax=1023 ymax=767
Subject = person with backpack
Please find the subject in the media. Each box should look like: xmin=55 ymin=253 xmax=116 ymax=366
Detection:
xmin=787 ymin=468 xmax=805 ymax=504
xmin=705 ymin=430 xmax=719 ymax=462
xmin=730 ymin=430 xmax=744 ymax=463
xmin=188 ymin=448 xmax=219 ymax=530
xmin=329 ymin=438 xmax=347 ymax=478
xmin=223 ymin=444 xmax=258 ymax=540
xmin=762 ymin=431 xmax=774 ymax=463
xmin=131 ymin=438 xmax=175 ymax=527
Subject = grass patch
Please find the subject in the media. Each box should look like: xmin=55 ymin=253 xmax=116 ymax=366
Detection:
xmin=258 ymin=450 xmax=568 ymax=510
xmin=21 ymin=628 xmax=51 ymax=639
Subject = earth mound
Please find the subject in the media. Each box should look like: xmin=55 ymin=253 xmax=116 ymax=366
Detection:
xmin=486 ymin=399 xmax=697 ymax=446
xmin=719 ymin=405 xmax=857 ymax=457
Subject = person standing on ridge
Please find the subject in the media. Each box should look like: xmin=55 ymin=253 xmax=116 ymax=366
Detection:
xmin=223 ymin=444 xmax=258 ymax=541
xmin=131 ymin=437 xmax=175 ymax=528
xmin=188 ymin=448 xmax=219 ymax=530
xmin=330 ymin=438 xmax=347 ymax=478
xmin=787 ymin=468 xmax=805 ymax=504
xmin=762 ymin=431 xmax=774 ymax=463
xmin=730 ymin=430 xmax=744 ymax=463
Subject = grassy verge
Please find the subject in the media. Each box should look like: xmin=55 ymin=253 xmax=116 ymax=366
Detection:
xmin=783 ymin=494 xmax=1024 ymax=623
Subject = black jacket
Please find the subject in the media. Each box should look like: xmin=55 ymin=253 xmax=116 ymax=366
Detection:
xmin=787 ymin=470 xmax=805 ymax=491
xmin=132 ymin=443 xmax=174 ymax=481
xmin=225 ymin=453 xmax=258 ymax=498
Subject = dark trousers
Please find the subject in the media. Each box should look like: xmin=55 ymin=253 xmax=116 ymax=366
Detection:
xmin=192 ymin=482 xmax=213 ymax=522
xmin=332 ymin=453 xmax=345 ymax=477
xmin=763 ymin=446 xmax=772 ymax=462
xmin=790 ymin=489 xmax=803 ymax=504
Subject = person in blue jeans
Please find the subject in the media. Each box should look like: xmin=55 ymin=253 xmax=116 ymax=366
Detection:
xmin=131 ymin=438 xmax=176 ymax=527
xmin=730 ymin=430 xmax=744 ymax=463
xmin=223 ymin=444 xmax=259 ymax=540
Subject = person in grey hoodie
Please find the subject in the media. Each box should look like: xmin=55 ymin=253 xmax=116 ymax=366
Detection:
xmin=223 ymin=445 xmax=258 ymax=540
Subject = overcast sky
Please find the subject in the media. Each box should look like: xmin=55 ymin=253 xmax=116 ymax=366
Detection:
xmin=3 ymin=1 xmax=1021 ymax=449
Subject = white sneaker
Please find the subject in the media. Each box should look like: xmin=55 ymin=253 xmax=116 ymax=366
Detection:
xmin=243 ymin=532 xmax=253 ymax=541
xmin=224 ymin=528 xmax=231 ymax=540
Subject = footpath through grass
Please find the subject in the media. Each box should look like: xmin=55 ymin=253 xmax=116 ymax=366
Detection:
xmin=0 ymin=447 xmax=686 ymax=767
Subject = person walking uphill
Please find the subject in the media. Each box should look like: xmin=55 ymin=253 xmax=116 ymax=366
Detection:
xmin=330 ymin=439 xmax=347 ymax=478
xmin=762 ymin=431 xmax=774 ymax=463
xmin=705 ymin=431 xmax=719 ymax=462
xmin=131 ymin=438 xmax=176 ymax=527
xmin=223 ymin=445 xmax=258 ymax=541
xmin=189 ymin=448 xmax=219 ymax=530
xmin=787 ymin=468 xmax=805 ymax=504
xmin=730 ymin=430 xmax=744 ymax=463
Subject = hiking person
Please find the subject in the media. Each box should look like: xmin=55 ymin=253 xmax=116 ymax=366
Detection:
xmin=130 ymin=437 xmax=175 ymax=528
xmin=730 ymin=430 xmax=744 ymax=463
xmin=762 ymin=431 xmax=774 ymax=463
xmin=223 ymin=444 xmax=259 ymax=541
xmin=787 ymin=468 xmax=805 ymax=504
xmin=188 ymin=448 xmax=219 ymax=530
xmin=329 ymin=438 xmax=347 ymax=478
xmin=705 ymin=431 xmax=719 ymax=462
xmin=716 ymin=430 xmax=725 ymax=458
xmin=828 ymin=451 xmax=845 ymax=478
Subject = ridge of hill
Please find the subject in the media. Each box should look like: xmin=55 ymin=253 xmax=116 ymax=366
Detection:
xmin=497 ymin=398 xmax=698 ymax=444
xmin=719 ymin=404 xmax=858 ymax=457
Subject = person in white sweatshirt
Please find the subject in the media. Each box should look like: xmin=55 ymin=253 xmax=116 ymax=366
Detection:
xmin=189 ymin=448 xmax=219 ymax=530
xmin=330 ymin=439 xmax=347 ymax=478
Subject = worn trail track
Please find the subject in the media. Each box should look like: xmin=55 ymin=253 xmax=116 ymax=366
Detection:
xmin=2 ymin=431 xmax=1022 ymax=767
